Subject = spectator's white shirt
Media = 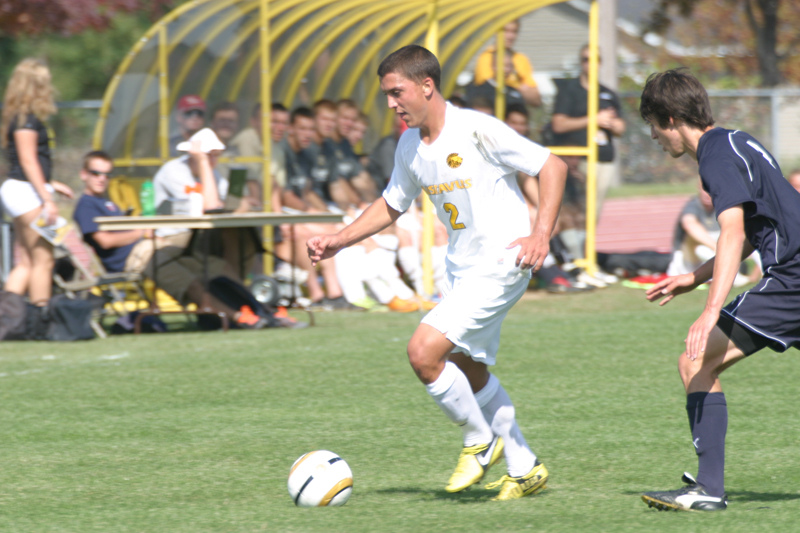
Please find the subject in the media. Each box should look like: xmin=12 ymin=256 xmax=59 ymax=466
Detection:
xmin=383 ymin=103 xmax=550 ymax=279
xmin=153 ymin=155 xmax=228 ymax=237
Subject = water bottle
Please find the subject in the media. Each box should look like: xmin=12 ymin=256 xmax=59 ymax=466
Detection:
xmin=140 ymin=180 xmax=155 ymax=216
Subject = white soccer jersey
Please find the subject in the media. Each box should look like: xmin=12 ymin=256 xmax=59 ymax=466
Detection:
xmin=383 ymin=103 xmax=551 ymax=279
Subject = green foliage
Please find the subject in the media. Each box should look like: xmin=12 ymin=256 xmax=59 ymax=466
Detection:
xmin=0 ymin=1 xmax=181 ymax=101
xmin=1 ymin=286 xmax=798 ymax=532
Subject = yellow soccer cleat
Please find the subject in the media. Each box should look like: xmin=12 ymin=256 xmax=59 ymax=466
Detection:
xmin=445 ymin=436 xmax=504 ymax=493
xmin=486 ymin=461 xmax=548 ymax=501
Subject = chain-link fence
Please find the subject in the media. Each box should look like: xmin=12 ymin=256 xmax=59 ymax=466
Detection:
xmin=618 ymin=88 xmax=800 ymax=185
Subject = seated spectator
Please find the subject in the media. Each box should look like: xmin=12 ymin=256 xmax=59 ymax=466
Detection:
xmin=367 ymin=113 xmax=406 ymax=194
xmin=73 ymin=150 xmax=274 ymax=329
xmin=281 ymin=107 xmax=363 ymax=310
xmin=209 ymin=101 xmax=248 ymax=209
xmin=228 ymin=102 xmax=291 ymax=207
xmin=154 ymin=127 xmax=258 ymax=278
xmin=169 ymin=95 xmax=206 ymax=157
xmin=667 ymin=182 xmax=760 ymax=286
xmin=346 ymin=111 xmax=369 ymax=150
xmin=209 ymin=101 xmax=241 ymax=146
xmin=505 ymin=102 xmax=530 ymax=136
xmin=473 ymin=20 xmax=541 ymax=107
xmin=334 ymin=99 xmax=377 ymax=203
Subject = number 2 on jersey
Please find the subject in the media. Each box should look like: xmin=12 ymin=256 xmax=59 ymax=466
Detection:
xmin=443 ymin=202 xmax=466 ymax=230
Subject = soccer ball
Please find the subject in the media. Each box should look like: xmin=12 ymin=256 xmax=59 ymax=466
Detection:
xmin=287 ymin=450 xmax=353 ymax=507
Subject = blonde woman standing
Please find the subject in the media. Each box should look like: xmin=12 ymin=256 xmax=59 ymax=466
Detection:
xmin=0 ymin=58 xmax=72 ymax=305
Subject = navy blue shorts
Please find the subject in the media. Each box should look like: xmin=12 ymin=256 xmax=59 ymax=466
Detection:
xmin=718 ymin=256 xmax=800 ymax=355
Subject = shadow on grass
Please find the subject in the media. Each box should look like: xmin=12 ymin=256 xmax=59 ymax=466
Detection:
xmin=726 ymin=491 xmax=800 ymax=504
xmin=623 ymin=489 xmax=800 ymax=505
xmin=376 ymin=486 xmax=550 ymax=503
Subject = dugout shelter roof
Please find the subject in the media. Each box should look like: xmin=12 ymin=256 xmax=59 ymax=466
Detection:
xmin=94 ymin=0 xmax=601 ymax=170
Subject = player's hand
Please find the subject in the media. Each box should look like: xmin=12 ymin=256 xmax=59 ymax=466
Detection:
xmin=645 ymin=273 xmax=697 ymax=306
xmin=307 ymin=234 xmax=343 ymax=267
xmin=507 ymin=233 xmax=549 ymax=273
xmin=685 ymin=308 xmax=718 ymax=361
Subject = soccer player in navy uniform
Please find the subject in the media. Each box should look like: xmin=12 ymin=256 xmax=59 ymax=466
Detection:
xmin=639 ymin=68 xmax=800 ymax=512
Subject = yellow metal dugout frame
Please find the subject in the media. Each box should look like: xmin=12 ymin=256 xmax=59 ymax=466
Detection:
xmin=94 ymin=0 xmax=603 ymax=285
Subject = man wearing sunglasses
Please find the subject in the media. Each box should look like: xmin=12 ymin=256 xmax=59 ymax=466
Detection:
xmin=73 ymin=150 xmax=273 ymax=329
xmin=169 ymin=94 xmax=207 ymax=157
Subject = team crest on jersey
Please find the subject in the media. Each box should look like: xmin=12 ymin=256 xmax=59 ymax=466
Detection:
xmin=446 ymin=153 xmax=463 ymax=168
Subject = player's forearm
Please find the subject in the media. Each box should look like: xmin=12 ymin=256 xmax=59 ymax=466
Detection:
xmin=197 ymin=161 xmax=223 ymax=210
xmin=705 ymin=226 xmax=745 ymax=313
xmin=533 ymin=155 xmax=567 ymax=237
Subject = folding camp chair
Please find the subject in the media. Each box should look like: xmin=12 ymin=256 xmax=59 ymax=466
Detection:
xmin=52 ymin=223 xmax=149 ymax=338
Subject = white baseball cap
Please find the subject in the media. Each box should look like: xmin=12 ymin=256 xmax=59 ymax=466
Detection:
xmin=176 ymin=127 xmax=225 ymax=153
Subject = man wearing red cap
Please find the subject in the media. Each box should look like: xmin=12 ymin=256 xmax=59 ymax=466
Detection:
xmin=169 ymin=94 xmax=207 ymax=157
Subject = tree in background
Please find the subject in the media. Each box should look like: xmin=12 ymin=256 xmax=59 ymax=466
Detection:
xmin=644 ymin=0 xmax=800 ymax=87
xmin=0 ymin=0 xmax=179 ymax=99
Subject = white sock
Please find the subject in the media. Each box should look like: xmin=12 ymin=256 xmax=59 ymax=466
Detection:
xmin=373 ymin=248 xmax=415 ymax=300
xmin=426 ymin=361 xmax=493 ymax=447
xmin=475 ymin=374 xmax=536 ymax=477
xmin=397 ymin=246 xmax=424 ymax=294
xmin=559 ymin=229 xmax=586 ymax=261
xmin=363 ymin=250 xmax=396 ymax=304
xmin=333 ymin=246 xmax=367 ymax=302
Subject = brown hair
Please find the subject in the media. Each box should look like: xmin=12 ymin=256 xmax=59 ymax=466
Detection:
xmin=312 ymin=99 xmax=337 ymax=116
xmin=640 ymin=68 xmax=715 ymax=130
xmin=377 ymin=45 xmax=441 ymax=91
xmin=1 ymin=58 xmax=57 ymax=148
xmin=83 ymin=150 xmax=113 ymax=170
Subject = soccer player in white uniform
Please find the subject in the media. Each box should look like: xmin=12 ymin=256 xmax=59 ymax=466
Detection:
xmin=307 ymin=45 xmax=567 ymax=501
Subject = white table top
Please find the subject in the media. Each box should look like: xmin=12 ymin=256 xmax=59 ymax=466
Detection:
xmin=95 ymin=212 xmax=343 ymax=231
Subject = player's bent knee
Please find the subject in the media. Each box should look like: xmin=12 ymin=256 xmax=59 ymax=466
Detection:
xmin=406 ymin=344 xmax=445 ymax=384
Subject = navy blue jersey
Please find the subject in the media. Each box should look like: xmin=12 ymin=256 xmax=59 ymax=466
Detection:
xmin=73 ymin=194 xmax=136 ymax=273
xmin=697 ymin=128 xmax=800 ymax=272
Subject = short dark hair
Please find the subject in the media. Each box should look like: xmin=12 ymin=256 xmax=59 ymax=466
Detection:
xmin=505 ymin=102 xmax=529 ymax=120
xmin=271 ymin=102 xmax=288 ymax=113
xmin=640 ymin=68 xmax=715 ymax=130
xmin=290 ymin=107 xmax=314 ymax=124
xmin=377 ymin=45 xmax=441 ymax=91
xmin=448 ymin=95 xmax=467 ymax=108
xmin=83 ymin=150 xmax=112 ymax=170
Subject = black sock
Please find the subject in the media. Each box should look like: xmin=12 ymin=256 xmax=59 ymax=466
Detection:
xmin=686 ymin=392 xmax=727 ymax=497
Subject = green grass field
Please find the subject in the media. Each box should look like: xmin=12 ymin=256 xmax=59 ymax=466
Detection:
xmin=1 ymin=286 xmax=798 ymax=532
